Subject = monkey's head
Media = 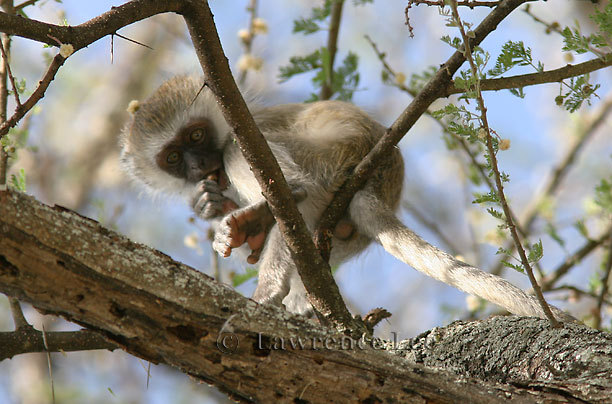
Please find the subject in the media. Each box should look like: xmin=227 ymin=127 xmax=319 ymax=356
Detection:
xmin=120 ymin=76 xmax=230 ymax=199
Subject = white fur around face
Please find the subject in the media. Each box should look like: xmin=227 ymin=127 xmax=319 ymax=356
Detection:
xmin=120 ymin=76 xmax=232 ymax=203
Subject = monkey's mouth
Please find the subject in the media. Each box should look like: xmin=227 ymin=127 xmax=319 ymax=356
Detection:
xmin=205 ymin=168 xmax=230 ymax=191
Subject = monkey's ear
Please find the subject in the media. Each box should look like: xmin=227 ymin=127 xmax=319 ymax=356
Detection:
xmin=126 ymin=100 xmax=141 ymax=115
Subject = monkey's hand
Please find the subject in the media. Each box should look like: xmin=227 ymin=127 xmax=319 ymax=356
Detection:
xmin=192 ymin=179 xmax=239 ymax=220
xmin=213 ymin=201 xmax=275 ymax=264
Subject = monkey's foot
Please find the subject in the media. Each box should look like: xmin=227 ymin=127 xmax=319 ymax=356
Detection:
xmin=213 ymin=202 xmax=275 ymax=264
xmin=192 ymin=179 xmax=238 ymax=220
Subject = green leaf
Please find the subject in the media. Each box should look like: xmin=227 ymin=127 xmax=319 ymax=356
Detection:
xmin=509 ymin=87 xmax=525 ymax=98
xmin=472 ymin=191 xmax=499 ymax=204
xmin=501 ymin=260 xmax=524 ymax=273
xmin=495 ymin=246 xmax=512 ymax=256
xmin=574 ymin=220 xmax=589 ymax=238
xmin=278 ymin=50 xmax=322 ymax=82
xmin=231 ymin=267 xmax=258 ymax=287
xmin=590 ymin=2 xmax=612 ymax=38
xmin=546 ymin=223 xmax=566 ymax=248
xmin=527 ymin=239 xmax=544 ymax=263
xmin=486 ymin=207 xmax=504 ymax=220
xmin=594 ymin=177 xmax=612 ymax=213
xmin=331 ymin=52 xmax=360 ymax=101
xmin=559 ymin=74 xmax=600 ymax=112
xmin=293 ymin=18 xmax=321 ymax=34
xmin=9 ymin=168 xmax=26 ymax=192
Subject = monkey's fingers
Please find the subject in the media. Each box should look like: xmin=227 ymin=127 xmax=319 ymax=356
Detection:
xmin=213 ymin=214 xmax=248 ymax=258
xmin=222 ymin=199 xmax=239 ymax=215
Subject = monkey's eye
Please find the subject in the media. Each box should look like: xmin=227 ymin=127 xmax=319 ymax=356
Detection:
xmin=166 ymin=151 xmax=181 ymax=165
xmin=189 ymin=128 xmax=204 ymax=143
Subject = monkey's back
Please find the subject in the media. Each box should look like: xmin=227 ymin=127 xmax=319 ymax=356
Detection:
xmin=255 ymin=101 xmax=404 ymax=213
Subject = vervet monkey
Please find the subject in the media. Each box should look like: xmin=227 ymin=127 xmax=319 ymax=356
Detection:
xmin=120 ymin=75 xmax=572 ymax=321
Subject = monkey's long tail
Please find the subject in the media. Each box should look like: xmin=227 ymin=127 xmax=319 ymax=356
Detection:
xmin=351 ymin=191 xmax=574 ymax=322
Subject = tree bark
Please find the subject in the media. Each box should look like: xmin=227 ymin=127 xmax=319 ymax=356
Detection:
xmin=0 ymin=189 xmax=610 ymax=403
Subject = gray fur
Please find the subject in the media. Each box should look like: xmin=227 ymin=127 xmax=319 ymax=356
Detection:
xmin=121 ymin=76 xmax=572 ymax=321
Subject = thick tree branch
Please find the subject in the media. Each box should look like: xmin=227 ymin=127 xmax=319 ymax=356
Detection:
xmin=0 ymin=1 xmax=186 ymax=138
xmin=0 ymin=189 xmax=608 ymax=403
xmin=180 ymin=1 xmax=358 ymax=332
xmin=0 ymin=0 xmax=182 ymax=49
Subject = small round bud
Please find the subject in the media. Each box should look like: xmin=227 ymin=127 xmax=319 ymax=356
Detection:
xmin=252 ymin=18 xmax=268 ymax=34
xmin=126 ymin=100 xmax=141 ymax=114
xmin=237 ymin=54 xmax=263 ymax=72
xmin=564 ymin=52 xmax=574 ymax=63
xmin=554 ymin=95 xmax=564 ymax=106
xmin=238 ymin=29 xmax=251 ymax=42
xmin=184 ymin=232 xmax=199 ymax=248
xmin=466 ymin=30 xmax=475 ymax=39
xmin=499 ymin=139 xmax=510 ymax=150
xmin=395 ymin=72 xmax=406 ymax=85
xmin=59 ymin=44 xmax=74 ymax=58
xmin=478 ymin=127 xmax=487 ymax=140
xmin=465 ymin=295 xmax=480 ymax=312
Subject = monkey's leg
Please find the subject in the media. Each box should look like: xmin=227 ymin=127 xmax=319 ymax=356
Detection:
xmin=251 ymin=225 xmax=294 ymax=307
xmin=192 ymin=179 xmax=239 ymax=220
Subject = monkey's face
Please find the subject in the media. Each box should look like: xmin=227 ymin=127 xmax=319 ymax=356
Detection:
xmin=119 ymin=75 xmax=231 ymax=200
xmin=156 ymin=118 xmax=223 ymax=184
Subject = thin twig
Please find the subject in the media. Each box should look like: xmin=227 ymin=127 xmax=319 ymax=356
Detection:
xmin=402 ymin=201 xmax=461 ymax=256
xmin=523 ymin=6 xmax=607 ymax=58
xmin=0 ymin=33 xmax=9 ymax=187
xmin=8 ymin=297 xmax=29 ymax=329
xmin=364 ymin=34 xmax=531 ymax=240
xmin=445 ymin=55 xmax=612 ymax=96
xmin=449 ymin=0 xmax=558 ymax=326
xmin=547 ymin=284 xmax=612 ymax=307
xmin=320 ymin=0 xmax=345 ymax=100
xmin=593 ymin=228 xmax=612 ymax=329
xmin=0 ymin=53 xmax=66 ymax=138
xmin=315 ymin=0 xmax=536 ymax=262
xmin=412 ymin=0 xmax=502 ymax=7
xmin=541 ymin=225 xmax=612 ymax=291
xmin=14 ymin=0 xmax=38 ymax=11
xmin=42 ymin=325 xmax=56 ymax=404
xmin=113 ymin=32 xmax=153 ymax=50
xmin=491 ymin=94 xmax=612 ymax=275
xmin=238 ymin=0 xmax=257 ymax=85
xmin=0 ymin=36 xmax=20 ymax=106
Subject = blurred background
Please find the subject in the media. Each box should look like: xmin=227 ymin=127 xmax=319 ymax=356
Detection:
xmin=1 ymin=0 xmax=611 ymax=402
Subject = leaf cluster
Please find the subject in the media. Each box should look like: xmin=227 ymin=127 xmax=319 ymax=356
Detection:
xmin=279 ymin=49 xmax=360 ymax=101
xmin=555 ymin=74 xmax=600 ymax=113
xmin=562 ymin=2 xmax=612 ymax=55
xmin=281 ymin=0 xmax=370 ymax=101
